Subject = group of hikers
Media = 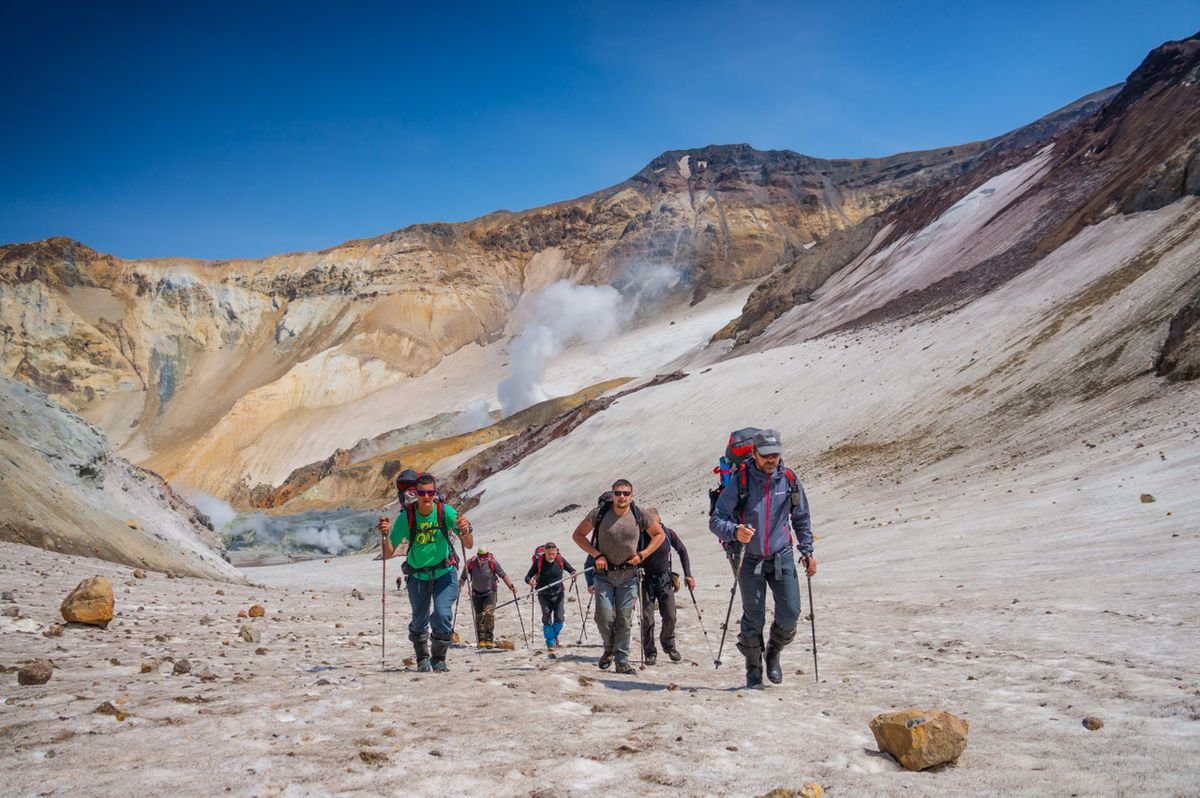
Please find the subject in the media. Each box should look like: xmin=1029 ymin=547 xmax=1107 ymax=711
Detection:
xmin=378 ymin=428 xmax=817 ymax=688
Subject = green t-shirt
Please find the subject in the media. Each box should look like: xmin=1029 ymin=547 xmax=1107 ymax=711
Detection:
xmin=390 ymin=503 xmax=459 ymax=580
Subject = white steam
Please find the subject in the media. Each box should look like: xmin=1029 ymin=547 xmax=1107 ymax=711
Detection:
xmin=456 ymin=398 xmax=494 ymax=433
xmin=497 ymin=266 xmax=685 ymax=417
xmin=187 ymin=490 xmax=238 ymax=532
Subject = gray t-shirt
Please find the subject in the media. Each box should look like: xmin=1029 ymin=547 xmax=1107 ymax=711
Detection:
xmin=585 ymin=504 xmax=657 ymax=566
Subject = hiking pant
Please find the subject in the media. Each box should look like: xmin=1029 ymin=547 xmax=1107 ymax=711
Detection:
xmin=539 ymin=590 xmax=566 ymax=645
xmin=594 ymin=569 xmax=639 ymax=664
xmin=471 ymin=590 xmax=496 ymax=643
xmin=406 ymin=570 xmax=458 ymax=637
xmin=640 ymin=571 xmax=677 ymax=658
xmin=737 ymin=548 xmax=801 ymax=645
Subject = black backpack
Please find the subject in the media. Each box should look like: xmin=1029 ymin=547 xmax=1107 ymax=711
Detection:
xmin=593 ymin=491 xmax=650 ymax=552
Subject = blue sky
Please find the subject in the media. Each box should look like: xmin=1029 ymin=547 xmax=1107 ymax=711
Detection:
xmin=2 ymin=1 xmax=1197 ymax=260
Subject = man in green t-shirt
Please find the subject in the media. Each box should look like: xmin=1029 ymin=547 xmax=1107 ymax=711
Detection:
xmin=378 ymin=472 xmax=474 ymax=672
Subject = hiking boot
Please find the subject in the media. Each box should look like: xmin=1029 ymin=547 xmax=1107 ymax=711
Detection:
xmin=410 ymin=632 xmax=431 ymax=672
xmin=666 ymin=648 xmax=682 ymax=662
xmin=765 ymin=624 xmax=796 ymax=685
xmin=737 ymin=634 xmax=765 ymax=690
xmin=431 ymin=659 xmax=449 ymax=672
xmin=644 ymin=652 xmax=657 ymax=666
xmin=614 ymin=660 xmax=636 ymax=675
xmin=598 ymin=653 xmax=613 ymax=671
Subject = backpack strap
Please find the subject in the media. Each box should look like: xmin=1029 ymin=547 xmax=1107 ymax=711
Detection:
xmin=405 ymin=501 xmax=458 ymax=569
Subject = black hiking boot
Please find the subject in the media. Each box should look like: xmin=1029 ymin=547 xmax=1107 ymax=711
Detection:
xmin=430 ymin=632 xmax=452 ymax=673
xmin=615 ymin=660 xmax=636 ymax=675
xmin=666 ymin=648 xmax=682 ymax=662
xmin=644 ymin=652 xmax=657 ymax=666
xmin=765 ymin=624 xmax=796 ymax=685
xmin=598 ymin=653 xmax=613 ymax=671
xmin=737 ymin=635 xmax=765 ymax=690
xmin=410 ymin=631 xmax=431 ymax=673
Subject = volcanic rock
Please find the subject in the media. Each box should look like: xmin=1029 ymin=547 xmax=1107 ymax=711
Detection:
xmin=17 ymin=659 xmax=54 ymax=685
xmin=1083 ymin=716 xmax=1105 ymax=730
xmin=239 ymin=624 xmax=261 ymax=643
xmin=172 ymin=659 xmax=192 ymax=675
xmin=869 ymin=708 xmax=969 ymax=771
xmin=248 ymin=604 xmax=266 ymax=617
xmin=60 ymin=576 xmax=114 ymax=628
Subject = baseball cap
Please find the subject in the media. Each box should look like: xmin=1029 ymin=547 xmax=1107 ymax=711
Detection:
xmin=753 ymin=428 xmax=783 ymax=455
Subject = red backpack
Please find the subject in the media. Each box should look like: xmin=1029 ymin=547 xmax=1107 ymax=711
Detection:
xmin=468 ymin=554 xmax=497 ymax=575
xmin=531 ymin=546 xmax=565 ymax=575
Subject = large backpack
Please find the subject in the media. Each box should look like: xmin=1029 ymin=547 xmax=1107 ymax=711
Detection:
xmin=468 ymin=554 xmax=497 ymax=575
xmin=593 ymin=491 xmax=650 ymax=552
xmin=531 ymin=545 xmax=565 ymax=575
xmin=707 ymin=427 xmax=803 ymax=519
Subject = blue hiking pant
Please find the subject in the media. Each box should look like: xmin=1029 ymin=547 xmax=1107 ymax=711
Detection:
xmin=737 ymin=548 xmax=802 ymax=644
xmin=406 ymin=570 xmax=458 ymax=637
xmin=594 ymin=569 xmax=639 ymax=663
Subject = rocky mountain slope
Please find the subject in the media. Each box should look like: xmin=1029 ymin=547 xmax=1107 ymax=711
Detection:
xmin=0 ymin=374 xmax=242 ymax=580
xmin=0 ymin=90 xmax=1102 ymax=504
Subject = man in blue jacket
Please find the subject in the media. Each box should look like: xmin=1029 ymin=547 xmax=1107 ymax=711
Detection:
xmin=709 ymin=429 xmax=817 ymax=689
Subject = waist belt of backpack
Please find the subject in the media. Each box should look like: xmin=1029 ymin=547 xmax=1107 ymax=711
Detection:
xmin=744 ymin=550 xmax=788 ymax=580
xmin=403 ymin=556 xmax=456 ymax=578
xmin=607 ymin=562 xmax=639 ymax=571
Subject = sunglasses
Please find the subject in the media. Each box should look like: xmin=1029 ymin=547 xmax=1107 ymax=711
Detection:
xmin=612 ymin=490 xmax=632 ymax=497
xmin=415 ymin=489 xmax=437 ymax=497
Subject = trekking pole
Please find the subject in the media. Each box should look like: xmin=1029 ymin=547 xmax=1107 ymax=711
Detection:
xmin=376 ymin=499 xmax=401 ymax=671
xmin=511 ymin=586 xmax=530 ymax=648
xmin=492 ymin=567 xmax=595 ymax=613
xmin=529 ymin=592 xmax=536 ymax=647
xmin=456 ymin=537 xmax=482 ymax=658
xmin=714 ymin=541 xmax=748 ymax=669
xmin=576 ymin=587 xmax=594 ymax=645
xmin=571 ymin=576 xmax=588 ymax=643
xmin=380 ymin=530 xmax=387 ymax=671
xmin=636 ymin=568 xmax=646 ymax=667
xmin=803 ymin=555 xmax=818 ymax=683
xmin=687 ymin=585 xmax=718 ymax=664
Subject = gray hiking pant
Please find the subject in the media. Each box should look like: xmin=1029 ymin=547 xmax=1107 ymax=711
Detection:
xmin=737 ymin=548 xmax=802 ymax=644
xmin=639 ymin=571 xmax=677 ymax=657
xmin=594 ymin=568 xmax=638 ymax=664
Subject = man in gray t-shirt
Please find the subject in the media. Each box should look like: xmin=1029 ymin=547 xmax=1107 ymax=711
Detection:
xmin=572 ymin=479 xmax=665 ymax=673
xmin=459 ymin=548 xmax=517 ymax=648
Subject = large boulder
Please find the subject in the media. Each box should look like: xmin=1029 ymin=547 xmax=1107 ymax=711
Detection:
xmin=60 ymin=576 xmax=115 ymax=628
xmin=869 ymin=708 xmax=969 ymax=771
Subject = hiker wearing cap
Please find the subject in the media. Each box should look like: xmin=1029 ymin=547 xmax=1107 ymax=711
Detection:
xmin=709 ymin=429 xmax=816 ymax=689
xmin=460 ymin=547 xmax=517 ymax=648
xmin=525 ymin=543 xmax=578 ymax=649
xmin=572 ymin=480 xmax=666 ymax=674
xmin=639 ymin=522 xmax=695 ymax=665
xmin=378 ymin=472 xmax=473 ymax=672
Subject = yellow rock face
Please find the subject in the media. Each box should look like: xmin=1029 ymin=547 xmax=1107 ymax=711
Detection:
xmin=869 ymin=708 xmax=969 ymax=771
xmin=60 ymin=576 xmax=115 ymax=628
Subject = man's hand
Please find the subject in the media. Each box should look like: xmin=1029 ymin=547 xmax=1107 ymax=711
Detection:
xmin=527 ymin=578 xmax=536 ymax=588
xmin=802 ymin=554 xmax=817 ymax=578
xmin=628 ymin=552 xmax=643 ymax=567
xmin=594 ymin=554 xmax=608 ymax=572
xmin=685 ymin=576 xmax=696 ymax=591
xmin=735 ymin=524 xmax=755 ymax=544
xmin=508 ymin=582 xmax=518 ymax=594
xmin=588 ymin=585 xmax=595 ymax=595
xmin=377 ymin=517 xmax=390 ymax=537
xmin=456 ymin=515 xmax=470 ymax=534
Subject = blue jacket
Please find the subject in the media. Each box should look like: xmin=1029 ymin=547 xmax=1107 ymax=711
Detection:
xmin=709 ymin=463 xmax=813 ymax=558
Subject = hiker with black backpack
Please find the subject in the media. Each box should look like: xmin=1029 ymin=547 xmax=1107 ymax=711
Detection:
xmin=524 ymin=542 xmax=578 ymax=650
xmin=709 ymin=429 xmax=816 ymax=689
xmin=639 ymin=522 xmax=695 ymax=665
xmin=378 ymin=472 xmax=474 ymax=672
xmin=460 ymin=547 xmax=517 ymax=648
xmin=571 ymin=480 xmax=666 ymax=674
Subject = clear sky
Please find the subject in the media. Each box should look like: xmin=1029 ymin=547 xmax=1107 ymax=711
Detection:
xmin=2 ymin=1 xmax=1197 ymax=260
